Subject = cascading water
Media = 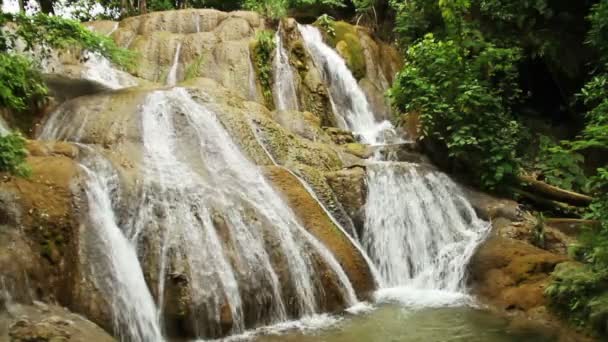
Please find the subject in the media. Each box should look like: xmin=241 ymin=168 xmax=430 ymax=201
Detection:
xmin=166 ymin=42 xmax=182 ymax=86
xmin=133 ymin=88 xmax=356 ymax=335
xmin=297 ymin=24 xmax=393 ymax=144
xmin=40 ymin=85 xmax=360 ymax=338
xmin=78 ymin=148 xmax=163 ymax=342
xmin=273 ymin=27 xmax=299 ymax=111
xmin=81 ymin=52 xmax=138 ymax=89
xmin=364 ymin=164 xmax=490 ymax=306
xmin=297 ymin=22 xmax=491 ymax=308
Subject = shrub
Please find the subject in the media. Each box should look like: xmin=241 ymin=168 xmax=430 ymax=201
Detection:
xmin=0 ymin=53 xmax=47 ymax=112
xmin=389 ymin=34 xmax=522 ymax=189
xmin=251 ymin=30 xmax=276 ymax=108
xmin=0 ymin=133 xmax=30 ymax=176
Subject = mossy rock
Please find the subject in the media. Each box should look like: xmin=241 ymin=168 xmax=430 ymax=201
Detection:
xmin=344 ymin=143 xmax=372 ymax=159
xmin=320 ymin=21 xmax=366 ymax=80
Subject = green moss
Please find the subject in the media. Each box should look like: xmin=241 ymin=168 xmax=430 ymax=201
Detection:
xmin=184 ymin=55 xmax=205 ymax=81
xmin=344 ymin=142 xmax=371 ymax=158
xmin=315 ymin=20 xmax=366 ymax=80
xmin=251 ymin=30 xmax=276 ymax=109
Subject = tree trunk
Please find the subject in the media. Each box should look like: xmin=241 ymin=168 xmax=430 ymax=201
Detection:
xmin=18 ymin=0 xmax=25 ymax=13
xmin=120 ymin=0 xmax=128 ymax=17
xmin=510 ymin=187 xmax=578 ymax=214
xmin=38 ymin=0 xmax=54 ymax=14
xmin=139 ymin=0 xmax=147 ymax=14
xmin=518 ymin=175 xmax=593 ymax=206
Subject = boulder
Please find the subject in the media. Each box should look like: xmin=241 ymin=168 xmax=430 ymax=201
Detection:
xmin=324 ymin=166 xmax=367 ymax=235
xmin=470 ymin=235 xmax=567 ymax=311
xmin=2 ymin=302 xmax=114 ymax=342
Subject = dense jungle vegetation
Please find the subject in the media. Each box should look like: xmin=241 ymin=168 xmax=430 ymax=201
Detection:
xmin=1 ymin=0 xmax=608 ymax=336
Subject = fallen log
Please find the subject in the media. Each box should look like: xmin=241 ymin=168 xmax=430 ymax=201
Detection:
xmin=510 ymin=187 xmax=579 ymax=214
xmin=518 ymin=175 xmax=593 ymax=206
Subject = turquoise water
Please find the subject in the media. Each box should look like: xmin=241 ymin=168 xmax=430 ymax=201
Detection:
xmin=255 ymin=305 xmax=555 ymax=342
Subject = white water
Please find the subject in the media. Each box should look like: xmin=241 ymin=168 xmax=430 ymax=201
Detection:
xmin=166 ymin=42 xmax=182 ymax=86
xmin=0 ymin=117 xmax=8 ymax=136
xmin=81 ymin=51 xmax=138 ymax=89
xmin=130 ymin=88 xmax=357 ymax=336
xmin=78 ymin=150 xmax=163 ymax=342
xmin=363 ymin=163 xmax=490 ymax=306
xmin=273 ymin=28 xmax=299 ymax=111
xmin=296 ymin=24 xmax=491 ymax=310
xmin=297 ymin=24 xmax=393 ymax=144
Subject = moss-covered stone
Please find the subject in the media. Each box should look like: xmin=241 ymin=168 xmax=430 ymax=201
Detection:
xmin=317 ymin=21 xmax=366 ymax=80
xmin=344 ymin=143 xmax=372 ymax=159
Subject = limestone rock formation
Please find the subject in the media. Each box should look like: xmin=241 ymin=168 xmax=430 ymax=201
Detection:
xmin=1 ymin=302 xmax=114 ymax=342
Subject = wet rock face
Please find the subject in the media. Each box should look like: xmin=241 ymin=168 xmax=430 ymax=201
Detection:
xmin=264 ymin=166 xmax=376 ymax=300
xmin=325 ymin=167 xmax=367 ymax=236
xmin=467 ymin=214 xmax=589 ymax=340
xmin=2 ymin=302 xmax=114 ymax=342
xmin=0 ymin=142 xmax=121 ymax=337
xmin=107 ymin=9 xmax=264 ymax=100
xmin=31 ymin=78 xmax=379 ymax=339
xmin=0 ymin=141 xmax=83 ymax=304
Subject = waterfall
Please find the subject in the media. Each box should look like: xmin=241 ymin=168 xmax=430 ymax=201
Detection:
xmin=166 ymin=42 xmax=182 ymax=86
xmin=130 ymin=88 xmax=357 ymax=335
xmin=78 ymin=149 xmax=163 ymax=342
xmin=297 ymin=24 xmax=393 ymax=144
xmin=273 ymin=27 xmax=299 ymax=111
xmin=296 ymin=22 xmax=491 ymax=308
xmin=81 ymin=51 xmax=138 ymax=89
xmin=363 ymin=163 xmax=490 ymax=306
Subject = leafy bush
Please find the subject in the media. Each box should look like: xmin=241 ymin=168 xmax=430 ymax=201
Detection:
xmin=316 ymin=14 xmax=336 ymax=37
xmin=535 ymin=135 xmax=587 ymax=192
xmin=0 ymin=133 xmax=30 ymax=176
xmin=546 ymin=262 xmax=608 ymax=328
xmin=0 ymin=54 xmax=47 ymax=112
xmin=251 ymin=30 xmax=276 ymax=108
xmin=243 ymin=0 xmax=345 ymax=19
xmin=0 ymin=13 xmax=134 ymax=68
xmin=389 ymin=34 xmax=522 ymax=189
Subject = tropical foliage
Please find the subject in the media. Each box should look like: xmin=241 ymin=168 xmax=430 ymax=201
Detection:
xmin=0 ymin=12 xmax=133 ymax=176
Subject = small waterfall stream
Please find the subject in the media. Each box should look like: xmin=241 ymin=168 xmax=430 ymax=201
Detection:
xmin=273 ymin=27 xmax=299 ymax=111
xmin=166 ymin=42 xmax=182 ymax=86
xmin=298 ymin=25 xmax=393 ymax=144
xmin=78 ymin=149 xmax=163 ymax=342
xmin=364 ymin=164 xmax=489 ymax=306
